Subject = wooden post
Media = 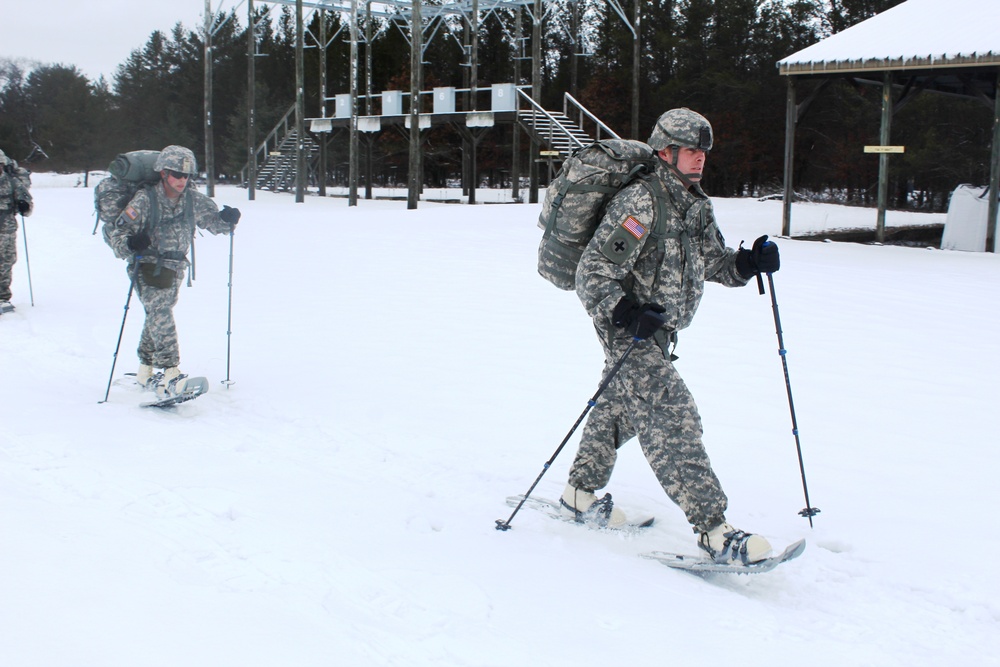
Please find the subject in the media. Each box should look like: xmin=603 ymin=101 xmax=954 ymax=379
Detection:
xmin=987 ymin=69 xmax=1000 ymax=252
xmin=469 ymin=0 xmax=479 ymax=205
xmin=511 ymin=8 xmax=522 ymax=202
xmin=631 ymin=0 xmax=640 ymax=140
xmin=247 ymin=0 xmax=256 ymax=201
xmin=529 ymin=0 xmax=541 ymax=204
xmin=570 ymin=0 xmax=579 ymax=99
xmin=349 ymin=0 xmax=359 ymax=206
xmin=782 ymin=77 xmax=796 ymax=237
xmin=407 ymin=0 xmax=422 ymax=210
xmin=204 ymin=0 xmax=215 ymax=197
xmin=295 ymin=0 xmax=305 ymax=203
xmin=876 ymin=72 xmax=893 ymax=243
xmin=462 ymin=19 xmax=471 ymax=199
xmin=365 ymin=1 xmax=374 ymax=200
xmin=319 ymin=9 xmax=328 ymax=198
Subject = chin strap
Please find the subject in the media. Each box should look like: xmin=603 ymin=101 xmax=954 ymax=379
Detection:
xmin=659 ymin=153 xmax=700 ymax=189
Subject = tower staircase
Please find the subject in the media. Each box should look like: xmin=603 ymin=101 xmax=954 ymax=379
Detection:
xmin=515 ymin=89 xmax=622 ymax=159
xmin=241 ymin=105 xmax=321 ymax=192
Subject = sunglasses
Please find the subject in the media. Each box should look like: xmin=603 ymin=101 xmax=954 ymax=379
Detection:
xmin=166 ymin=170 xmax=190 ymax=180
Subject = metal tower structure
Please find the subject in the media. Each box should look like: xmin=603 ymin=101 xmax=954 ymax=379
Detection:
xmin=202 ymin=0 xmax=643 ymax=206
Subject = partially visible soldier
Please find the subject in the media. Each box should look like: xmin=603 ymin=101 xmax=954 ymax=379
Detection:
xmin=0 ymin=148 xmax=34 ymax=315
xmin=560 ymin=108 xmax=781 ymax=565
xmin=103 ymin=145 xmax=240 ymax=397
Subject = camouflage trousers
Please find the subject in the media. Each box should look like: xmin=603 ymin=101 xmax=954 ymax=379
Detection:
xmin=129 ymin=263 xmax=183 ymax=368
xmin=568 ymin=335 xmax=728 ymax=532
xmin=0 ymin=217 xmax=17 ymax=302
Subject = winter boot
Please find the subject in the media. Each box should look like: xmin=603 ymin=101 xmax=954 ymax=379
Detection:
xmin=136 ymin=364 xmax=155 ymax=389
xmin=155 ymin=367 xmax=189 ymax=398
xmin=698 ymin=522 xmax=773 ymax=565
xmin=560 ymin=483 xmax=629 ymax=529
xmin=0 ymin=300 xmax=14 ymax=314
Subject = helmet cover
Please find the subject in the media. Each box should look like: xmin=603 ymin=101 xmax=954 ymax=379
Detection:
xmin=648 ymin=108 xmax=713 ymax=152
xmin=154 ymin=145 xmax=198 ymax=175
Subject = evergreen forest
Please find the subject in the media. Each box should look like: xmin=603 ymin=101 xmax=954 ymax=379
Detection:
xmin=0 ymin=0 xmax=994 ymax=211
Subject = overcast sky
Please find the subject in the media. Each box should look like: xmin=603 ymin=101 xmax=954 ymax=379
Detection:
xmin=3 ymin=1 xmax=221 ymax=82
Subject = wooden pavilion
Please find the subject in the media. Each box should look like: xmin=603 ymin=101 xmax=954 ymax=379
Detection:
xmin=777 ymin=0 xmax=1000 ymax=250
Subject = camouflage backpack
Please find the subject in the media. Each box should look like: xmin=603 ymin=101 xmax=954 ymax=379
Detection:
xmin=0 ymin=156 xmax=32 ymax=215
xmin=537 ymin=139 xmax=661 ymax=290
xmin=94 ymin=150 xmax=161 ymax=236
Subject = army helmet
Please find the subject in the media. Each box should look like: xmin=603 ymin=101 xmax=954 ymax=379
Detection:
xmin=648 ymin=108 xmax=713 ymax=152
xmin=154 ymin=145 xmax=198 ymax=175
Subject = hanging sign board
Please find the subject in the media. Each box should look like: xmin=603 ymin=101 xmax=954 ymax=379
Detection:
xmin=864 ymin=146 xmax=905 ymax=154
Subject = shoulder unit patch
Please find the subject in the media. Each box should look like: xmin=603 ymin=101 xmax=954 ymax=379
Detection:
xmin=599 ymin=213 xmax=650 ymax=265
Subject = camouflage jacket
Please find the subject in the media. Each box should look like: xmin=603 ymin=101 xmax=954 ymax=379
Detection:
xmin=576 ymin=160 xmax=748 ymax=339
xmin=105 ymin=182 xmax=229 ymax=269
xmin=0 ymin=159 xmax=33 ymax=229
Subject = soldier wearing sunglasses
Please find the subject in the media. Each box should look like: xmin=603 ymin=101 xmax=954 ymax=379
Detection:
xmin=104 ymin=145 xmax=241 ymax=398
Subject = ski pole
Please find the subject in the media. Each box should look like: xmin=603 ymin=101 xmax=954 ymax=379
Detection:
xmin=496 ymin=338 xmax=639 ymax=531
xmin=99 ymin=269 xmax=138 ymax=404
xmin=762 ymin=271 xmax=820 ymax=526
xmin=222 ymin=229 xmax=235 ymax=388
xmin=20 ymin=214 xmax=34 ymax=306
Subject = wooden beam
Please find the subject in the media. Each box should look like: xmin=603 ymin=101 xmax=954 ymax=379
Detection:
xmin=782 ymin=77 xmax=796 ymax=237
xmin=988 ymin=69 xmax=1000 ymax=252
xmin=876 ymin=72 xmax=893 ymax=243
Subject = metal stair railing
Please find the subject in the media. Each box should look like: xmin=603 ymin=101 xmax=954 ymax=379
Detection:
xmin=240 ymin=104 xmax=319 ymax=190
xmin=563 ymin=93 xmax=621 ymax=143
xmin=515 ymin=88 xmax=590 ymax=158
xmin=515 ymin=89 xmax=622 ymax=159
xmin=240 ymin=104 xmax=293 ymax=186
xmin=253 ymin=128 xmax=321 ymax=192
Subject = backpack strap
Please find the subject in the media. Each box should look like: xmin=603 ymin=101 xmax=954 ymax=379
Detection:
xmin=636 ymin=175 xmax=703 ymax=355
xmin=143 ymin=184 xmax=160 ymax=230
xmin=136 ymin=185 xmax=165 ymax=289
xmin=185 ymin=188 xmax=196 ymax=284
xmin=141 ymin=186 xmax=196 ymax=285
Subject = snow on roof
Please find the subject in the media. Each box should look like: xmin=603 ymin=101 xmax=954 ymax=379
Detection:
xmin=778 ymin=0 xmax=1000 ymax=74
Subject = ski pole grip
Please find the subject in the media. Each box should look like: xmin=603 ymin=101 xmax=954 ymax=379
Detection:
xmin=754 ymin=240 xmax=774 ymax=295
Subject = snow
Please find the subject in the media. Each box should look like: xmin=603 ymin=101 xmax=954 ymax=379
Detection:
xmin=1 ymin=173 xmax=997 ymax=666
xmin=779 ymin=0 xmax=1000 ymax=66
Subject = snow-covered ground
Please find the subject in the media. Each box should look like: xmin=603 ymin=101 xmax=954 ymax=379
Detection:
xmin=1 ymin=173 xmax=996 ymax=666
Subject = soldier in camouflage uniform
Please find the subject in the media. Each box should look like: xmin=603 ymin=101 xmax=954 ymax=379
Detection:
xmin=103 ymin=145 xmax=240 ymax=397
xmin=0 ymin=148 xmax=34 ymax=314
xmin=561 ymin=109 xmax=781 ymax=565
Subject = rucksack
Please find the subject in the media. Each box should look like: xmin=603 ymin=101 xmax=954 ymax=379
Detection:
xmin=537 ymin=139 xmax=659 ymax=290
xmin=96 ymin=150 xmax=202 ymax=283
xmin=1 ymin=161 xmax=32 ymax=212
xmin=94 ymin=150 xmax=161 ymax=233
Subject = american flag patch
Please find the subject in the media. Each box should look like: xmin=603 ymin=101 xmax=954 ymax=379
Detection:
xmin=124 ymin=206 xmax=139 ymax=220
xmin=622 ymin=216 xmax=646 ymax=240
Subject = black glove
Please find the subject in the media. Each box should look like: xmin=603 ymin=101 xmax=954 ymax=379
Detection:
xmin=16 ymin=200 xmax=30 ymax=215
xmin=126 ymin=230 xmax=152 ymax=253
xmin=612 ymin=297 xmax=667 ymax=340
xmin=219 ymin=205 xmax=241 ymax=229
xmin=736 ymin=235 xmax=780 ymax=279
